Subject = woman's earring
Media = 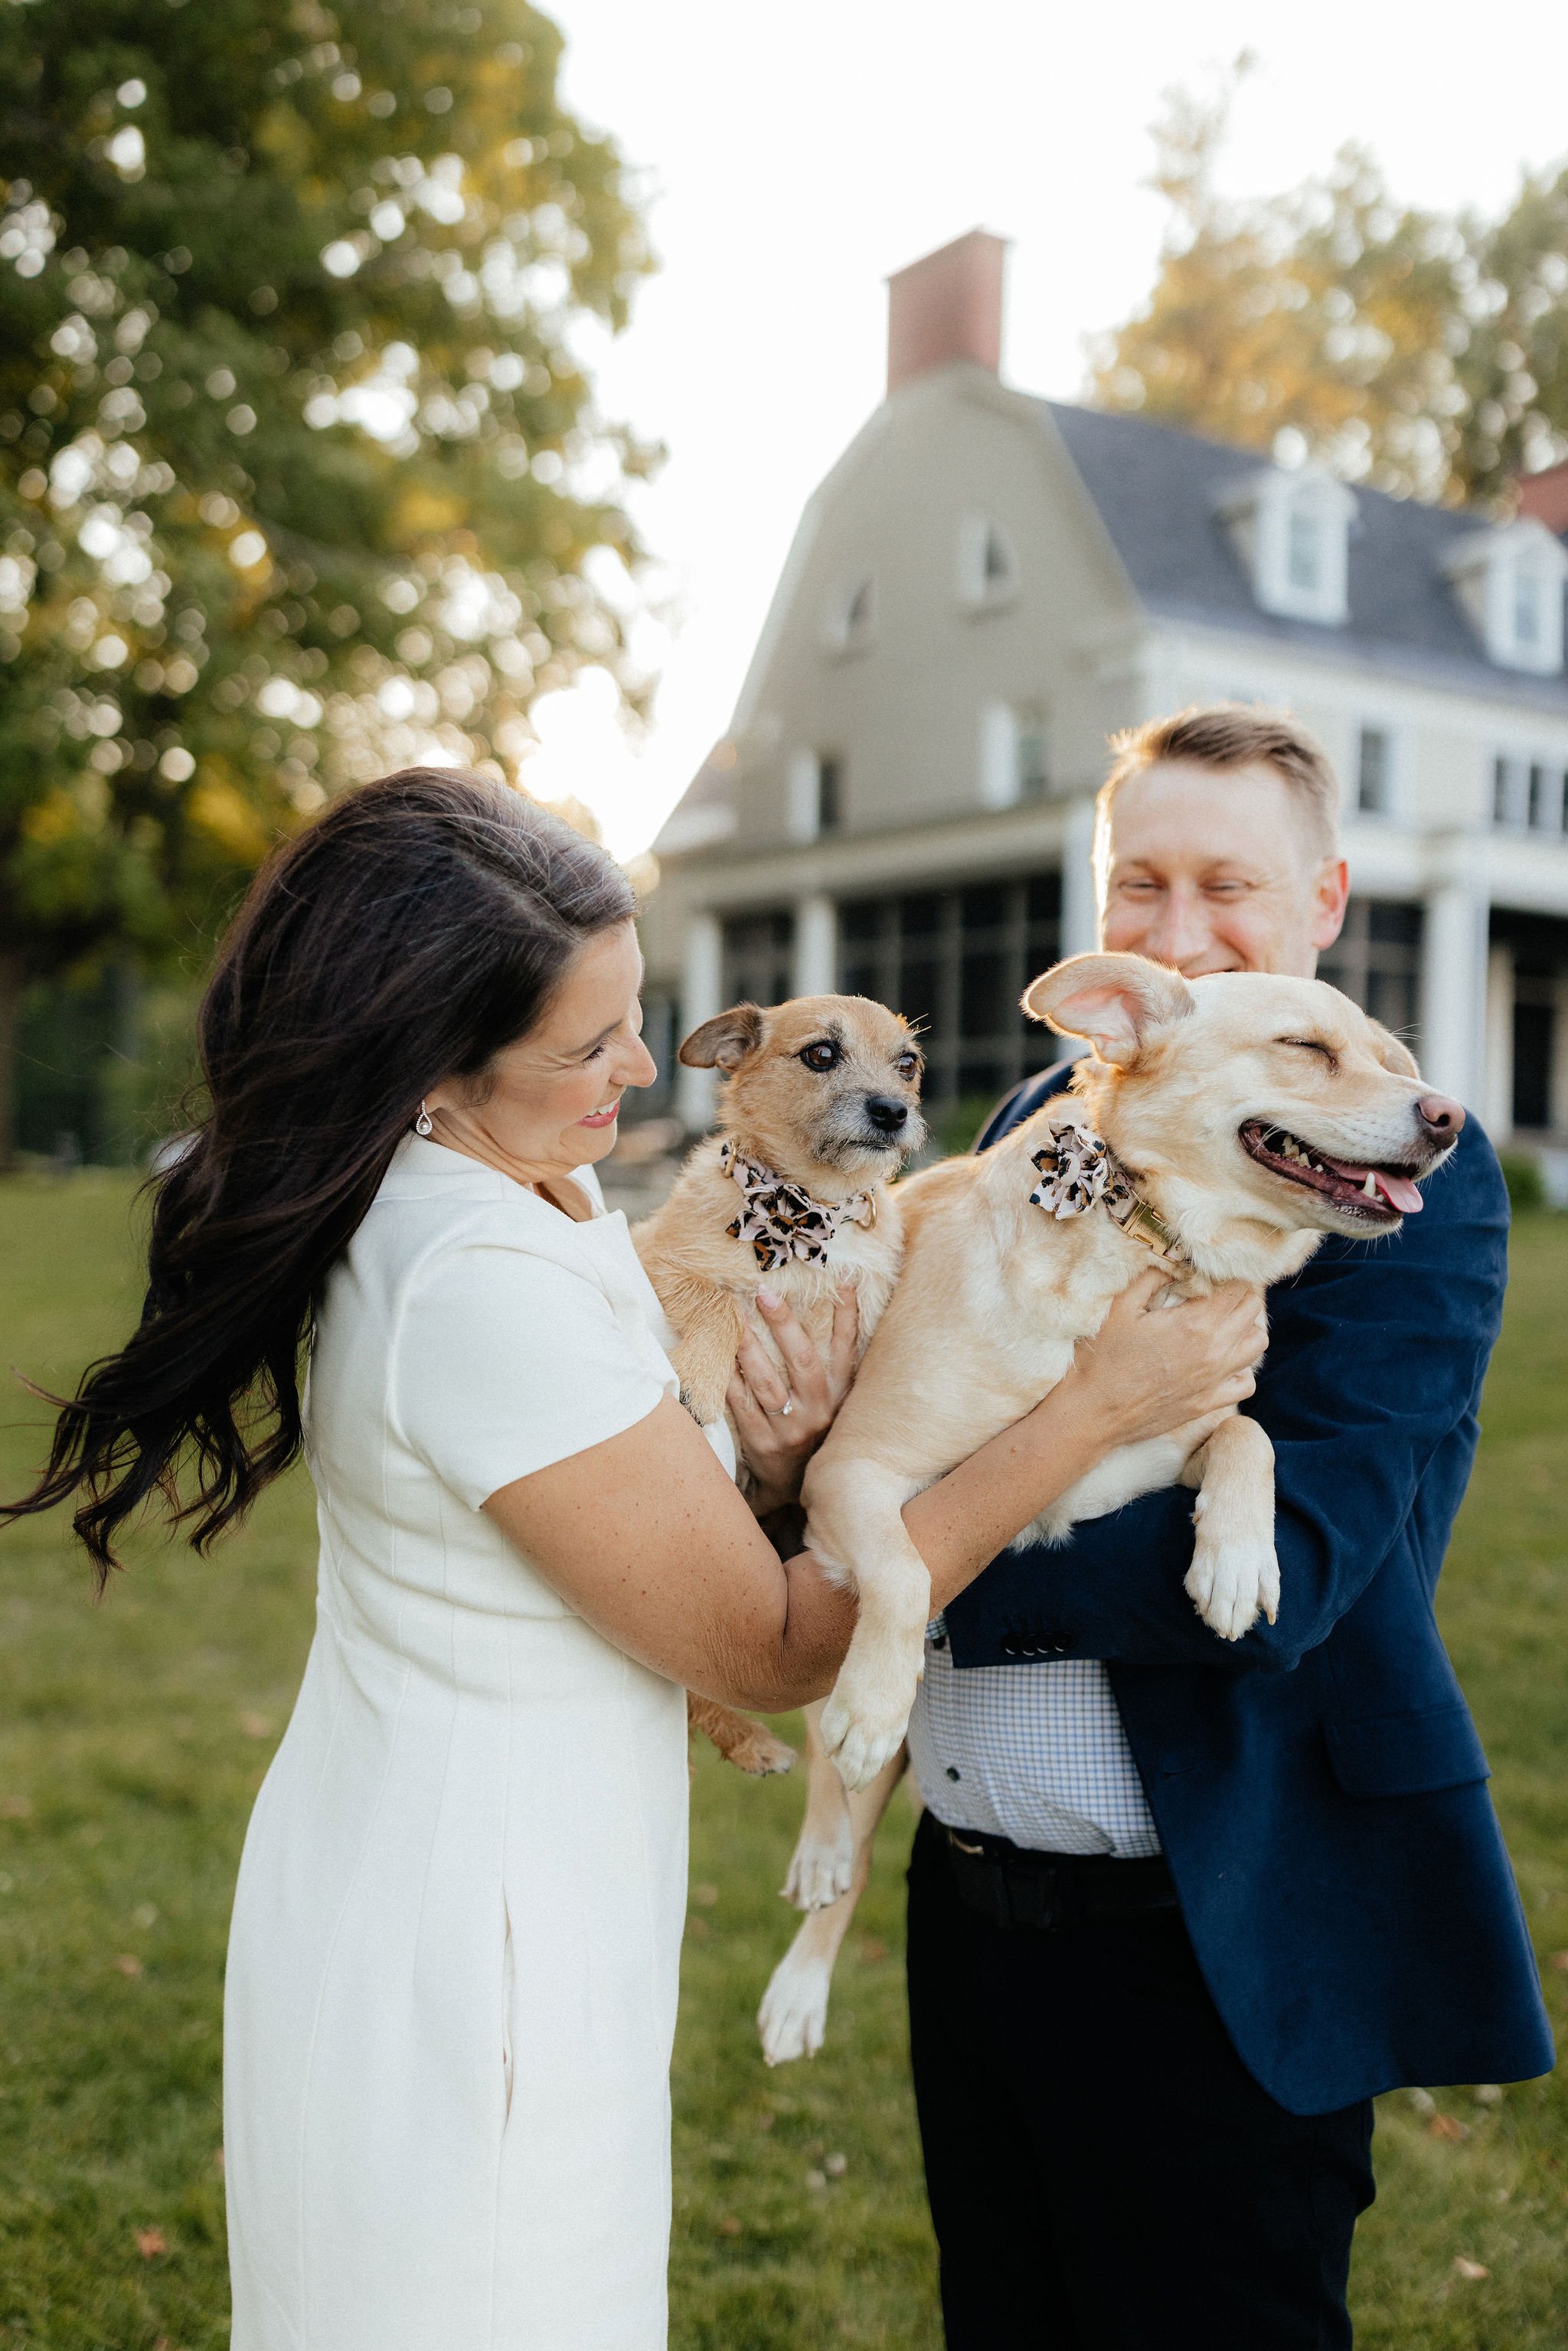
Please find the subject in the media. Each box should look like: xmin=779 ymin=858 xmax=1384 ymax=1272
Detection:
xmin=414 ymin=1099 xmax=434 ymax=1138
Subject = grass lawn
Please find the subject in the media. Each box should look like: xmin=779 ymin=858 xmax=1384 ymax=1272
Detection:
xmin=0 ymin=1172 xmax=1564 ymax=2349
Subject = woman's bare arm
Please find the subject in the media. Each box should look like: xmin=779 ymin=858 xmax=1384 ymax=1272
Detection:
xmin=483 ymin=1271 xmax=1266 ymax=1712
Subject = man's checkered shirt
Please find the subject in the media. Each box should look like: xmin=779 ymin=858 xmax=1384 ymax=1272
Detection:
xmin=906 ymin=1621 xmax=1162 ymax=1858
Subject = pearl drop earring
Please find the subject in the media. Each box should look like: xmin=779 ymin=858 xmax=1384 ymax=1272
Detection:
xmin=414 ymin=1100 xmax=434 ymax=1138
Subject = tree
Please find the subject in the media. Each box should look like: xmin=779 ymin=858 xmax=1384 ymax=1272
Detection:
xmin=0 ymin=0 xmax=658 ymax=1164
xmin=1089 ymin=67 xmax=1568 ymax=511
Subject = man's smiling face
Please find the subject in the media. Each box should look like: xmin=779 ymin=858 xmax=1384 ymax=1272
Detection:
xmin=1099 ymin=757 xmax=1351 ymax=979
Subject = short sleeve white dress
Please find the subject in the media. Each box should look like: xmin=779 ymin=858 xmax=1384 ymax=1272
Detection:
xmin=224 ymin=1134 xmax=729 ymax=2350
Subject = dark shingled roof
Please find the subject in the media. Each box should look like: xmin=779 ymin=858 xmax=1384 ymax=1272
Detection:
xmin=1040 ymin=400 xmax=1568 ymax=717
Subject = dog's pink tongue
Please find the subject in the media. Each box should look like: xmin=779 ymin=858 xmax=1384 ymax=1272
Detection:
xmin=1372 ymin=1169 xmax=1423 ymax=1213
xmin=1319 ymin=1152 xmax=1424 ymax=1213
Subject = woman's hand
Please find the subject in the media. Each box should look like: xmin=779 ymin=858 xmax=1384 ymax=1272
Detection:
xmin=1063 ymin=1268 xmax=1268 ymax=1451
xmin=727 ymin=1282 xmax=859 ymax=1515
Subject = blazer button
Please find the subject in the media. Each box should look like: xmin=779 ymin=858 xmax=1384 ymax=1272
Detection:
xmin=1044 ymin=1634 xmax=1073 ymax=1657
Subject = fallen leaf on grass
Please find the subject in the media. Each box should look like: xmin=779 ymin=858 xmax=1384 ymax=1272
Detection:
xmin=0 ymin=1796 xmax=31 ymax=1820
xmin=238 ymin=1713 xmax=272 ymax=1739
xmin=691 ymin=1882 xmax=719 ymax=1907
xmin=1428 ymin=2114 xmax=1467 ymax=2144
xmin=1550 ymin=1951 xmax=1568 ymax=1973
xmin=1406 ymin=2087 xmax=1436 ymax=2114
xmin=1473 ymin=2083 xmax=1503 ymax=2105
xmin=805 ymin=2167 xmax=827 ymax=2191
xmin=136 ymin=2227 xmax=167 ymax=2258
xmin=858 ymin=1936 xmax=890 ymax=1964
xmin=113 ymin=1954 xmax=144 ymax=1978
xmin=1452 ymin=2256 xmax=1489 ymax=2281
xmin=685 ymin=1915 xmax=710 ymax=1942
xmin=824 ymin=2152 xmax=847 ymax=2177
xmin=717 ymin=2215 xmax=741 ymax=2237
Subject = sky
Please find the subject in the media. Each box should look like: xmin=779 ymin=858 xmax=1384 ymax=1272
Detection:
xmin=518 ymin=0 xmax=1568 ymax=857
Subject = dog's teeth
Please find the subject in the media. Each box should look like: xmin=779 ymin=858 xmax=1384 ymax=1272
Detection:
xmin=1363 ymin=1171 xmax=1377 ymax=1198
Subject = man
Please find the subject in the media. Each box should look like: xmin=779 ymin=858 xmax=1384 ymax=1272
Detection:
xmin=903 ymin=704 xmax=1553 ymax=2350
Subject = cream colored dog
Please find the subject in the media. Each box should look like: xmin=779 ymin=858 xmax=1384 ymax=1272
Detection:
xmin=757 ymin=951 xmax=1463 ymax=2062
xmin=633 ymin=992 xmax=926 ymax=1774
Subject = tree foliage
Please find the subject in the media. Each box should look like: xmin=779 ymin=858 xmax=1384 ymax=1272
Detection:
xmin=1089 ymin=69 xmax=1568 ymax=511
xmin=0 ymin=0 xmax=657 ymax=1158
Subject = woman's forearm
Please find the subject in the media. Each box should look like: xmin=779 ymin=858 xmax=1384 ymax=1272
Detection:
xmin=744 ymin=1370 xmax=1119 ymax=1710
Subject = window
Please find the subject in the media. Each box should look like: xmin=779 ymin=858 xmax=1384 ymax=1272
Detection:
xmin=786 ymin=749 xmax=844 ymax=841
xmin=1286 ymin=510 xmax=1322 ymax=595
xmin=957 ymin=513 xmax=1019 ymax=611
xmin=1014 ymin=707 xmax=1049 ymax=798
xmin=1514 ymin=560 xmax=1546 ymax=652
xmin=1512 ymin=986 xmax=1554 ymax=1130
xmin=978 ymin=702 xmax=1050 ymax=809
xmin=1220 ymin=464 xmax=1355 ymax=626
xmin=822 ymin=573 xmax=874 ymax=655
xmin=1446 ymin=520 xmax=1567 ymax=675
xmin=838 ymin=873 xmax=1061 ymax=1107
xmin=1356 ymin=727 xmax=1391 ymax=816
xmin=1318 ymin=898 xmax=1423 ymax=1047
xmin=720 ymin=910 xmax=794 ymax=1012
xmin=1492 ymin=754 xmax=1568 ymax=832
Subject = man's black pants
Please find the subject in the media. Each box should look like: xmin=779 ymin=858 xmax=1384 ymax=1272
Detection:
xmin=906 ymin=1813 xmax=1376 ymax=2349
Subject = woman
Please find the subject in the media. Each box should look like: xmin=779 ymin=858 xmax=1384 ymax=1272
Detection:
xmin=6 ymin=770 xmax=1264 ymax=2349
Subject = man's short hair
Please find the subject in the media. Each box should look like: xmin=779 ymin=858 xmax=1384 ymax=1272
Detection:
xmin=1096 ymin=704 xmax=1341 ymax=867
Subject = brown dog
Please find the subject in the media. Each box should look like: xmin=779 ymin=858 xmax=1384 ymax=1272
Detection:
xmin=634 ymin=993 xmax=926 ymax=1776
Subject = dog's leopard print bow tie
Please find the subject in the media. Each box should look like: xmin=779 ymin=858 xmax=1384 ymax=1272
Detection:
xmin=1028 ymin=1121 xmax=1133 ymax=1220
xmin=720 ymin=1141 xmax=876 ymax=1272
xmin=1028 ymin=1120 xmax=1187 ymax=1264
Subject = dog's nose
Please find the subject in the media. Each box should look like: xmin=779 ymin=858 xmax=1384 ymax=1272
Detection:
xmin=1415 ymin=1092 xmax=1465 ymax=1137
xmin=864 ymin=1095 xmax=909 ymax=1135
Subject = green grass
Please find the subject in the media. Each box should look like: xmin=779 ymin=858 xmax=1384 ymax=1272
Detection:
xmin=0 ymin=1176 xmax=1564 ymax=2348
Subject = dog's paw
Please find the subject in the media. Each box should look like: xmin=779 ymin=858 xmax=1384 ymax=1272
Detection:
xmin=1185 ymin=1539 xmax=1279 ymax=1643
xmin=724 ymin=1722 xmax=797 ymax=1778
xmin=820 ymin=1675 xmax=916 ymax=1794
xmin=782 ymin=1819 xmax=854 ymax=1912
xmin=757 ymin=1949 xmax=833 ymax=2066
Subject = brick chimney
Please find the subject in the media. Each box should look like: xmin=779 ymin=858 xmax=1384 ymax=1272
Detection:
xmin=886 ymin=229 xmax=1008 ymax=397
xmin=1516 ymin=459 xmax=1568 ymax=535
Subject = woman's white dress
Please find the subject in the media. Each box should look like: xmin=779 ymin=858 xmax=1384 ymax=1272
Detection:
xmin=225 ymin=1135 xmax=727 ymax=2349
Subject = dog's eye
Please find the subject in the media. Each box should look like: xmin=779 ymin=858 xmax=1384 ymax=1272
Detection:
xmin=799 ymin=1040 xmax=841 ymax=1073
xmin=895 ymin=1051 xmax=920 ymax=1080
xmin=1277 ymin=1037 xmax=1337 ymax=1066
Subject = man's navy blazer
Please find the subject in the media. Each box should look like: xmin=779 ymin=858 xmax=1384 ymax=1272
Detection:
xmin=943 ymin=1063 xmax=1553 ymax=2116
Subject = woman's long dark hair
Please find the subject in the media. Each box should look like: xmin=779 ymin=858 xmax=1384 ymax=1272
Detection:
xmin=4 ymin=768 xmax=635 ymax=1584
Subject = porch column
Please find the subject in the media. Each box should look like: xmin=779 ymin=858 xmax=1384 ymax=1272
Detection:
xmin=677 ymin=909 xmax=723 ymax=1131
xmin=1421 ymin=878 xmax=1489 ymax=1109
xmin=1482 ymin=946 xmax=1514 ymax=1139
xmin=793 ymin=893 xmax=837 ymax=998
xmin=1061 ymin=794 xmax=1099 ymax=958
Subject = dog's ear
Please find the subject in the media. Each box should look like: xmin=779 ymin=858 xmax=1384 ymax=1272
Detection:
xmin=678 ymin=1003 xmax=766 ymax=1072
xmin=1022 ymin=954 xmax=1195 ymax=1067
xmin=1366 ymin=1020 xmax=1420 ymax=1079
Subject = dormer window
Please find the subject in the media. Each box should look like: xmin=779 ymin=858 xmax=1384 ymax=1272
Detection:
xmin=1220 ymin=464 xmax=1355 ymax=627
xmin=1445 ymin=518 xmax=1567 ymax=675
xmin=958 ymin=514 xmax=1018 ymax=612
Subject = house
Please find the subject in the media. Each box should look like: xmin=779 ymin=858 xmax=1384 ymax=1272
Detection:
xmin=637 ymin=230 xmax=1568 ymax=1178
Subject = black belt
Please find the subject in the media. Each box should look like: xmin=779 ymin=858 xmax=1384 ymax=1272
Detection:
xmin=931 ymin=1815 xmax=1180 ymax=1935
